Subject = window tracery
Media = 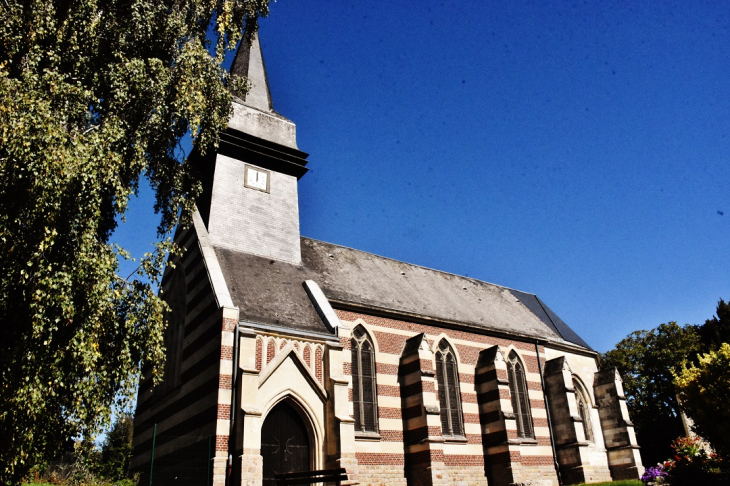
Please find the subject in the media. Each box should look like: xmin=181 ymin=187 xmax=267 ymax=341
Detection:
xmin=573 ymin=377 xmax=593 ymax=442
xmin=351 ymin=326 xmax=378 ymax=433
xmin=435 ymin=340 xmax=464 ymax=437
xmin=507 ymin=350 xmax=534 ymax=439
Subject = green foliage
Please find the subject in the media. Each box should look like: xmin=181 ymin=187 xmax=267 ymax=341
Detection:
xmin=22 ymin=438 xmax=97 ymax=486
xmin=646 ymin=436 xmax=726 ymax=486
xmin=20 ymin=431 xmax=139 ymax=486
xmin=601 ymin=322 xmax=701 ymax=465
xmin=0 ymin=0 xmax=268 ymax=483
xmin=97 ymin=415 xmax=133 ymax=482
xmin=674 ymin=344 xmax=730 ymax=462
xmin=696 ymin=299 xmax=730 ymax=353
xmin=602 ymin=298 xmax=730 ymax=468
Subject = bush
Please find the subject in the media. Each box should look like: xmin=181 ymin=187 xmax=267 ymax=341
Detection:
xmin=674 ymin=343 xmax=730 ymax=461
xmin=646 ymin=436 xmax=725 ymax=486
xmin=22 ymin=416 xmax=137 ymax=486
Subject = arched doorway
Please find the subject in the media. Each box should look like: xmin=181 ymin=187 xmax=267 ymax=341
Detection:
xmin=261 ymin=401 xmax=311 ymax=485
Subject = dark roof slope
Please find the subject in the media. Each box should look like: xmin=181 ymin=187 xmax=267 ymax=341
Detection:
xmin=508 ymin=290 xmax=591 ymax=349
xmin=215 ymin=247 xmax=327 ymax=333
xmin=214 ymin=236 xmax=592 ymax=350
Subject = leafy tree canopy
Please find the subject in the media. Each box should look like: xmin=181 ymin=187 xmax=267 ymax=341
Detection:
xmin=696 ymin=298 xmax=730 ymax=353
xmin=674 ymin=343 xmax=730 ymax=462
xmin=602 ymin=298 xmax=730 ymax=466
xmin=602 ymin=322 xmax=701 ymax=466
xmin=98 ymin=414 xmax=134 ymax=481
xmin=0 ymin=0 xmax=268 ymax=482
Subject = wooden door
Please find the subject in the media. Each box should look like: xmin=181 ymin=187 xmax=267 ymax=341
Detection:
xmin=261 ymin=401 xmax=311 ymax=485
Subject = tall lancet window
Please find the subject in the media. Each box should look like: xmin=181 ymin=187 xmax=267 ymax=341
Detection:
xmin=351 ymin=326 xmax=378 ymax=433
xmin=573 ymin=378 xmax=594 ymax=442
xmin=435 ymin=340 xmax=464 ymax=437
xmin=507 ymin=351 xmax=534 ymax=438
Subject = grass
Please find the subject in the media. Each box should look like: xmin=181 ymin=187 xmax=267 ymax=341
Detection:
xmin=23 ymin=479 xmax=645 ymax=486
xmin=574 ymin=480 xmax=643 ymax=486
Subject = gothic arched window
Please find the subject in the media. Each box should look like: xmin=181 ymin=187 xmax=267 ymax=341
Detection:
xmin=573 ymin=378 xmax=594 ymax=442
xmin=435 ymin=340 xmax=464 ymax=437
xmin=507 ymin=351 xmax=534 ymax=439
xmin=351 ymin=327 xmax=378 ymax=433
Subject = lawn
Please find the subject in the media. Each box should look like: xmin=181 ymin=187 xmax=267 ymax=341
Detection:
xmin=23 ymin=481 xmax=644 ymax=486
xmin=23 ymin=481 xmax=645 ymax=486
xmin=574 ymin=480 xmax=643 ymax=486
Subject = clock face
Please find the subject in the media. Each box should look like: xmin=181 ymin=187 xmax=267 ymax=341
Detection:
xmin=245 ymin=165 xmax=270 ymax=193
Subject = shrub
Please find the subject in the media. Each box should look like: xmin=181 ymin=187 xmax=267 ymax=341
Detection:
xmin=674 ymin=343 xmax=730 ymax=461
xmin=657 ymin=436 xmax=724 ymax=485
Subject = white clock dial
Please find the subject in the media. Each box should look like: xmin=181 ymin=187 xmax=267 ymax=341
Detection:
xmin=245 ymin=166 xmax=270 ymax=192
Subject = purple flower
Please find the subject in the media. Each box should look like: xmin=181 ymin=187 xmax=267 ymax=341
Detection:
xmin=641 ymin=465 xmax=668 ymax=484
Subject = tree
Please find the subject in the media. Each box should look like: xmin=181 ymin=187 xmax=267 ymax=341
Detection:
xmin=601 ymin=322 xmax=701 ymax=466
xmin=0 ymin=0 xmax=268 ymax=483
xmin=98 ymin=414 xmax=134 ymax=482
xmin=695 ymin=298 xmax=730 ymax=353
xmin=674 ymin=343 xmax=730 ymax=461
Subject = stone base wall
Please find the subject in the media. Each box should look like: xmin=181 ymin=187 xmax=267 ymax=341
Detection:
xmin=443 ymin=465 xmax=488 ymax=485
xmin=610 ymin=464 xmax=642 ymax=481
xmin=559 ymin=461 xmax=613 ymax=484
xmin=337 ymin=453 xmax=361 ymax=486
xmin=510 ymin=463 xmax=558 ymax=486
xmin=356 ymin=464 xmax=408 ymax=485
xmin=212 ymin=456 xmax=227 ymax=486
xmin=428 ymin=461 xmax=452 ymax=486
xmin=509 ymin=481 xmax=555 ymax=486
xmin=581 ymin=464 xmax=614 ymax=483
xmin=555 ymin=447 xmax=611 ymax=484
xmin=239 ymin=450 xmax=262 ymax=486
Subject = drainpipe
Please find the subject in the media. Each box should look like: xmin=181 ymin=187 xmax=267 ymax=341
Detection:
xmin=227 ymin=323 xmax=241 ymax=486
xmin=535 ymin=341 xmax=562 ymax=485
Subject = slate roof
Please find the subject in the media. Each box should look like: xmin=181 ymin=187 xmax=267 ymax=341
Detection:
xmin=214 ymin=236 xmax=592 ymax=350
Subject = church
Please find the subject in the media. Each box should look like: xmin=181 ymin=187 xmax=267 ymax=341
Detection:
xmin=131 ymin=33 xmax=644 ymax=486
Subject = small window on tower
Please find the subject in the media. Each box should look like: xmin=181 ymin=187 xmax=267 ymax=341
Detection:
xmin=244 ymin=165 xmax=270 ymax=193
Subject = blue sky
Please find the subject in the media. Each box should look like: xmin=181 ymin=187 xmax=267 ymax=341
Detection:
xmin=117 ymin=1 xmax=729 ymax=352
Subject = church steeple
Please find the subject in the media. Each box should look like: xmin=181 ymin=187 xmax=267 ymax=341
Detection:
xmin=225 ymin=32 xmax=301 ymax=151
xmin=229 ymin=33 xmax=273 ymax=113
xmin=197 ymin=30 xmax=310 ymax=265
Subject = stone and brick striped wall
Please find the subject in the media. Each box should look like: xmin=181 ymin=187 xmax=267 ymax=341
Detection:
xmin=337 ymin=310 xmax=559 ymax=486
xmin=131 ymin=226 xmax=231 ymax=486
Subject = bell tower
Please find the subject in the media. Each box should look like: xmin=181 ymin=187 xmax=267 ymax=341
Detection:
xmin=196 ymin=33 xmax=309 ymax=265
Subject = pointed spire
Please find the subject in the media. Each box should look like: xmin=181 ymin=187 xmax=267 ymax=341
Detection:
xmin=227 ymin=30 xmax=299 ymax=150
xmin=230 ymin=32 xmax=273 ymax=112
